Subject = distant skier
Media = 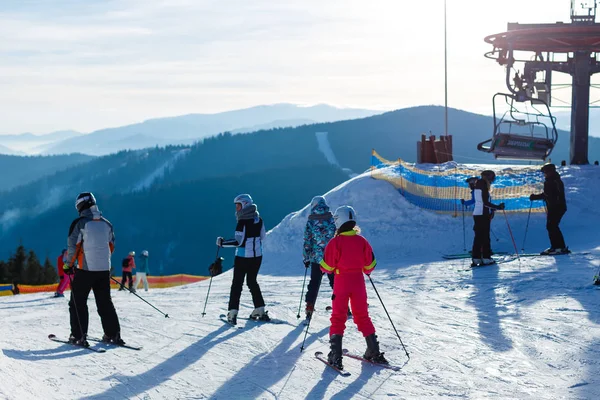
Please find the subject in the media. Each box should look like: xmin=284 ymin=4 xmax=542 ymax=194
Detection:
xmin=216 ymin=194 xmax=269 ymax=325
xmin=471 ymin=170 xmax=505 ymax=266
xmin=529 ymin=163 xmax=569 ymax=255
xmin=461 ymin=176 xmax=496 ymax=255
xmin=320 ymin=205 xmax=387 ymax=370
xmin=54 ymin=248 xmax=69 ymax=297
xmin=134 ymin=250 xmax=150 ymax=291
xmin=302 ymin=196 xmax=336 ymax=321
xmin=119 ymin=251 xmax=136 ymax=292
xmin=64 ymin=192 xmax=124 ymax=346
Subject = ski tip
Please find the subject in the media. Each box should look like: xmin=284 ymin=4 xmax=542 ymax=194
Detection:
xmin=48 ymin=334 xmax=56 ymax=339
xmin=315 ymin=351 xmax=324 ymax=357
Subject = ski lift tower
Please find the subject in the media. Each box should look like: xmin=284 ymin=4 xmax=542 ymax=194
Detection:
xmin=484 ymin=0 xmax=600 ymax=164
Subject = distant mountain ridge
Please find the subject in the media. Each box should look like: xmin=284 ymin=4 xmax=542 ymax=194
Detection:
xmin=38 ymin=104 xmax=384 ymax=156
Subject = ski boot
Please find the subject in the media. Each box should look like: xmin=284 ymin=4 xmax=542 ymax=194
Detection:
xmin=68 ymin=334 xmax=89 ymax=347
xmin=481 ymin=258 xmax=496 ymax=266
xmin=327 ymin=334 xmax=343 ymax=369
xmin=594 ymin=276 xmax=600 ymax=286
xmin=53 ymin=292 xmax=64 ymax=298
xmin=305 ymin=302 xmax=314 ymax=321
xmin=250 ymin=306 xmax=271 ymax=322
xmin=227 ymin=309 xmax=238 ymax=325
xmin=471 ymin=258 xmax=482 ymax=267
xmin=364 ymin=333 xmax=388 ymax=364
xmin=540 ymin=247 xmax=571 ymax=255
xmin=102 ymin=332 xmax=126 ymax=346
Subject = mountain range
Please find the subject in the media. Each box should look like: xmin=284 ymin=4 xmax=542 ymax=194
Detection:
xmin=0 ymin=104 xmax=383 ymax=156
xmin=1 ymin=105 xmax=599 ymax=276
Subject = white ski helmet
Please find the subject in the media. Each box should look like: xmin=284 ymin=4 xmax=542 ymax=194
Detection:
xmin=129 ymin=251 xmax=135 ymax=256
xmin=233 ymin=194 xmax=253 ymax=209
xmin=142 ymin=250 xmax=149 ymax=257
xmin=333 ymin=205 xmax=357 ymax=230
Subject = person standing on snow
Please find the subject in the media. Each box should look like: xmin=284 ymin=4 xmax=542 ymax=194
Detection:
xmin=64 ymin=192 xmax=124 ymax=346
xmin=320 ymin=205 xmax=387 ymax=370
xmin=461 ymin=176 xmax=496 ymax=255
xmin=216 ymin=194 xmax=269 ymax=325
xmin=530 ymin=163 xmax=569 ymax=255
xmin=471 ymin=170 xmax=505 ymax=266
xmin=54 ymin=248 xmax=69 ymax=297
xmin=134 ymin=250 xmax=150 ymax=291
xmin=302 ymin=196 xmax=336 ymax=321
xmin=119 ymin=251 xmax=136 ymax=292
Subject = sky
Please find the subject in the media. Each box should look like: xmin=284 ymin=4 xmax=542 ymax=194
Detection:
xmin=0 ymin=0 xmax=594 ymax=134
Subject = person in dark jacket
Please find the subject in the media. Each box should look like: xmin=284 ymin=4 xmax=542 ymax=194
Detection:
xmin=471 ymin=170 xmax=505 ymax=266
xmin=64 ymin=192 xmax=124 ymax=347
xmin=302 ymin=196 xmax=336 ymax=320
xmin=530 ymin=163 xmax=569 ymax=255
xmin=216 ymin=194 xmax=269 ymax=325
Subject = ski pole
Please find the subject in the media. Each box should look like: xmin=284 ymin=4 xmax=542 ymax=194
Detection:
xmin=368 ymin=275 xmax=409 ymax=360
xmin=296 ymin=265 xmax=309 ymax=319
xmin=521 ymin=201 xmax=533 ymax=251
xmin=490 ymin=227 xmax=499 ymax=242
xmin=502 ymin=210 xmax=520 ymax=262
xmin=462 ymin=204 xmax=466 ymax=252
xmin=67 ymin=272 xmax=86 ymax=342
xmin=111 ymin=276 xmax=169 ymax=318
xmin=201 ymin=246 xmax=220 ymax=317
xmin=300 ymin=296 xmax=315 ymax=352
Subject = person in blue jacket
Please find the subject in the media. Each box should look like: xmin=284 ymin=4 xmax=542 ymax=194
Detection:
xmin=302 ymin=196 xmax=336 ymax=321
xmin=134 ymin=250 xmax=150 ymax=292
xmin=461 ymin=177 xmax=478 ymax=207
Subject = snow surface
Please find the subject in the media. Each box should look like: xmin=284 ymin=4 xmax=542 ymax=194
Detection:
xmin=1 ymin=166 xmax=600 ymax=399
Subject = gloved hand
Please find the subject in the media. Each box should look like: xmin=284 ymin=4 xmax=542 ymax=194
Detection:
xmin=460 ymin=199 xmax=465 ymax=205
xmin=304 ymin=261 xmax=310 ymax=269
xmin=63 ymin=263 xmax=74 ymax=275
xmin=498 ymin=202 xmax=506 ymax=210
xmin=216 ymin=237 xmax=224 ymax=247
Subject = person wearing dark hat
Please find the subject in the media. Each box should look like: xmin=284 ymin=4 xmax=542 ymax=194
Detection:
xmin=529 ymin=164 xmax=569 ymax=255
xmin=63 ymin=192 xmax=124 ymax=346
xmin=471 ymin=170 xmax=505 ymax=266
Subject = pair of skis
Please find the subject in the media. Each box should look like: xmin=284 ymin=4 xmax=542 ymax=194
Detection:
xmin=219 ymin=314 xmax=286 ymax=328
xmin=315 ymin=349 xmax=401 ymax=376
xmin=48 ymin=334 xmax=142 ymax=352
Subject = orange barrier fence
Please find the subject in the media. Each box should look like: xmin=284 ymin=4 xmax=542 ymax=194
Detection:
xmin=0 ymin=274 xmax=209 ymax=296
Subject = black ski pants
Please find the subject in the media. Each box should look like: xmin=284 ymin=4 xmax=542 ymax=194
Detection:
xmin=120 ymin=271 xmax=133 ymax=289
xmin=228 ymin=256 xmax=265 ymax=311
xmin=305 ymin=262 xmax=334 ymax=305
xmin=69 ymin=269 xmax=120 ymax=339
xmin=472 ymin=215 xmax=492 ymax=259
xmin=547 ymin=208 xmax=566 ymax=249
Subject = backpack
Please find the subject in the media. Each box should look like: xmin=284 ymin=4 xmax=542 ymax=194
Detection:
xmin=122 ymin=257 xmax=129 ymax=268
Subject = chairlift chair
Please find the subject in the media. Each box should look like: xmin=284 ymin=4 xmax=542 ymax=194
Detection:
xmin=477 ymin=92 xmax=558 ymax=161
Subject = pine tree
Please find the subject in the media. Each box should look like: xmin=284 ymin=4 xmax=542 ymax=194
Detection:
xmin=8 ymin=245 xmax=27 ymax=285
xmin=25 ymin=250 xmax=42 ymax=285
xmin=42 ymin=257 xmax=58 ymax=284
xmin=0 ymin=260 xmax=9 ymax=283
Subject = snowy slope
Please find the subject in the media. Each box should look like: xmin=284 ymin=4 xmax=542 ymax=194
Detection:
xmin=1 ymin=167 xmax=600 ymax=399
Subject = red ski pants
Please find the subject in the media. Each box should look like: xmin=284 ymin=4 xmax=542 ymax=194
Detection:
xmin=329 ymin=272 xmax=375 ymax=337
